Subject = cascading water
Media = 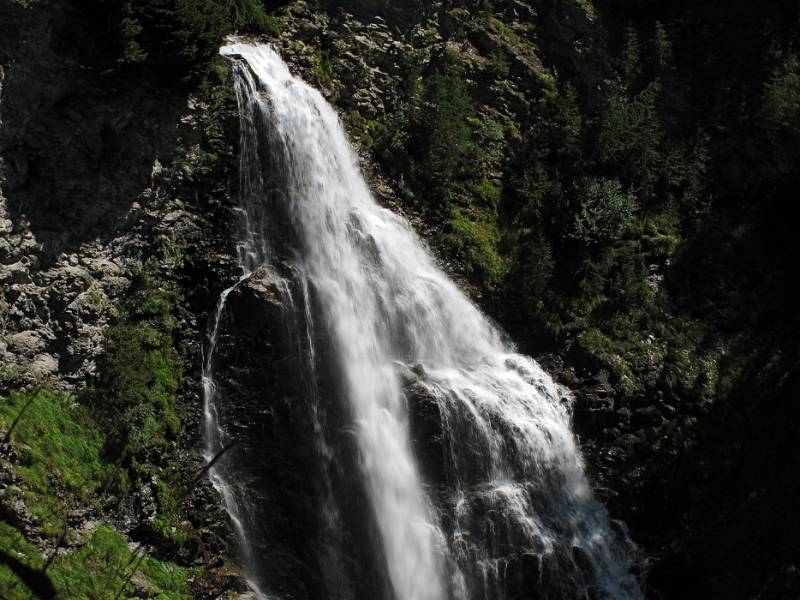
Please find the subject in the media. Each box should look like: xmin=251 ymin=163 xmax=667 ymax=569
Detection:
xmin=205 ymin=40 xmax=644 ymax=600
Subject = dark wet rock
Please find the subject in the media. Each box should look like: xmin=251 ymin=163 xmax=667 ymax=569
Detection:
xmin=209 ymin=266 xmax=388 ymax=599
xmin=505 ymin=552 xmax=542 ymax=600
xmin=405 ymin=378 xmax=447 ymax=485
xmin=631 ymin=406 xmax=664 ymax=428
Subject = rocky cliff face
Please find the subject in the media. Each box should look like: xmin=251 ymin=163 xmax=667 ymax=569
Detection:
xmin=0 ymin=1 xmax=252 ymax=595
xmin=2 ymin=0 xmax=799 ymax=599
xmin=208 ymin=267 xmax=393 ymax=599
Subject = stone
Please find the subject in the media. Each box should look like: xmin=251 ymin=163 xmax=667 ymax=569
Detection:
xmin=8 ymin=330 xmax=46 ymax=356
xmin=631 ymin=405 xmax=664 ymax=428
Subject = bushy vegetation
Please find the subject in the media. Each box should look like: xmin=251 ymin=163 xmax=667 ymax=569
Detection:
xmin=86 ymin=263 xmax=183 ymax=463
xmin=361 ymin=1 xmax=799 ymax=411
xmin=0 ymin=522 xmax=197 ymax=599
xmin=92 ymin=0 xmax=284 ymax=79
xmin=49 ymin=526 xmax=197 ymax=599
xmin=0 ymin=386 xmax=198 ymax=597
xmin=570 ymin=177 xmax=636 ymax=245
xmin=0 ymin=260 xmax=199 ymax=594
xmin=0 ymin=390 xmax=123 ymax=535
xmin=344 ymin=16 xmax=800 ymax=594
xmin=343 ymin=2 xmax=800 ymax=593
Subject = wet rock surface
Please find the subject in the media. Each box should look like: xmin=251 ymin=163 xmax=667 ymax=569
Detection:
xmin=0 ymin=0 xmax=245 ymax=593
xmin=208 ymin=266 xmax=391 ymax=599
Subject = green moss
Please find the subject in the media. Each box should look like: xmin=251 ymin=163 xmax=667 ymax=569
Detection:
xmin=447 ymin=206 xmax=508 ymax=287
xmin=88 ymin=264 xmax=183 ymax=461
xmin=0 ymin=390 xmax=122 ymax=535
xmin=0 ymin=522 xmax=45 ymax=599
xmin=45 ymin=525 xmax=197 ymax=599
xmin=487 ymin=17 xmax=526 ymax=49
xmin=141 ymin=555 xmax=197 ymax=598
xmin=0 ymin=390 xmax=193 ymax=593
xmin=1 ymin=524 xmax=197 ymax=599
xmin=48 ymin=526 xmax=131 ymax=599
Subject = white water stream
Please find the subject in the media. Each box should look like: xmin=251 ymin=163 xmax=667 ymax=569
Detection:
xmin=204 ymin=41 xmax=643 ymax=600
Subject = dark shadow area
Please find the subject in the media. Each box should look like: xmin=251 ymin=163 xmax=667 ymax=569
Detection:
xmin=643 ymin=343 xmax=800 ymax=599
xmin=0 ymin=0 xmax=192 ymax=265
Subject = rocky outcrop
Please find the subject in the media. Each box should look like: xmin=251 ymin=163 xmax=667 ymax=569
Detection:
xmin=0 ymin=1 xmax=248 ymax=594
xmin=207 ymin=266 xmax=391 ymax=599
xmin=0 ymin=0 xmax=212 ymax=391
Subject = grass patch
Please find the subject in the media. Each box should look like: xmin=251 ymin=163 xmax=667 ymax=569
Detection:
xmin=1 ymin=522 xmax=197 ymax=599
xmin=47 ymin=525 xmax=197 ymax=599
xmin=87 ymin=264 xmax=183 ymax=462
xmin=0 ymin=390 xmax=106 ymax=494
xmin=446 ymin=205 xmax=508 ymax=287
xmin=0 ymin=390 xmax=123 ymax=535
xmin=0 ymin=522 xmax=45 ymax=600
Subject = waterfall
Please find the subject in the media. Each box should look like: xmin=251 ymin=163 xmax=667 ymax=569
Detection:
xmin=207 ymin=41 xmax=643 ymax=600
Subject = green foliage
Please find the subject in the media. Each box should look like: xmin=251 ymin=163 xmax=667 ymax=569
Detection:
xmin=0 ymin=382 xmax=192 ymax=597
xmin=48 ymin=526 xmax=131 ymax=599
xmin=0 ymin=390 xmax=123 ymax=534
xmin=763 ymin=53 xmax=800 ymax=130
xmin=88 ymin=264 xmax=182 ymax=462
xmin=152 ymin=479 xmax=191 ymax=544
xmin=0 ymin=392 xmax=201 ymax=598
xmin=0 ymin=522 xmax=44 ymax=600
xmin=653 ymin=21 xmax=673 ymax=70
xmin=45 ymin=526 xmax=197 ymax=599
xmin=598 ymin=80 xmax=664 ymax=200
xmin=370 ymin=48 xmax=424 ymax=175
xmin=113 ymin=0 xmax=281 ymax=76
xmin=119 ymin=4 xmax=148 ymax=64
xmin=622 ymin=26 xmax=641 ymax=84
xmin=111 ymin=0 xmax=226 ymax=75
xmin=558 ymin=84 xmax=583 ymax=147
xmin=447 ymin=205 xmax=507 ymax=286
xmin=226 ymin=0 xmax=282 ymax=34
xmin=339 ymin=8 xmax=797 ymax=515
xmin=141 ymin=555 xmax=197 ymax=598
xmin=486 ymin=50 xmax=511 ymax=80
xmin=571 ymin=178 xmax=637 ymax=245
xmin=0 ymin=391 xmax=104 ymax=493
xmin=417 ymin=53 xmax=474 ymax=199
xmin=171 ymin=0 xmax=231 ymax=67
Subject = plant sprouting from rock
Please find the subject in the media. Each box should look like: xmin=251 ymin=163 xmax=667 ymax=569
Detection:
xmin=572 ymin=178 xmax=637 ymax=246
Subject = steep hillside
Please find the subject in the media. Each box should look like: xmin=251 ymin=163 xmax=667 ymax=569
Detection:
xmin=266 ymin=2 xmax=800 ymax=597
xmin=2 ymin=0 xmax=799 ymax=598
